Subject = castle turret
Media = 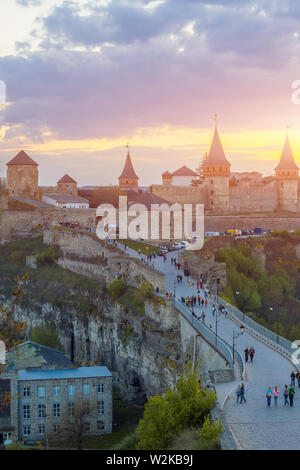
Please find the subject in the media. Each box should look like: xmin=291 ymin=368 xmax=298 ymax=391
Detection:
xmin=57 ymin=174 xmax=78 ymax=196
xmin=275 ymin=135 xmax=299 ymax=211
xmin=119 ymin=149 xmax=139 ymax=189
xmin=203 ymin=125 xmax=231 ymax=213
xmin=6 ymin=150 xmax=39 ymax=200
xmin=162 ymin=171 xmax=172 ymax=186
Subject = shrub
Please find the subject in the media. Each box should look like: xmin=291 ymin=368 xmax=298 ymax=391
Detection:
xmin=36 ymin=246 xmax=59 ymax=265
xmin=200 ymin=414 xmax=223 ymax=441
xmin=9 ymin=250 xmax=25 ymax=264
xmin=109 ymin=279 xmax=126 ymax=300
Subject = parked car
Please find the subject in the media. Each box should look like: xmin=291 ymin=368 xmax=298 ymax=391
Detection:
xmin=161 ymin=246 xmax=169 ymax=253
xmin=205 ymin=231 xmax=220 ymax=237
xmin=174 ymin=242 xmax=181 ymax=249
xmin=158 ymin=249 xmax=164 ymax=256
xmin=181 ymin=241 xmax=189 ymax=248
xmin=254 ymin=227 xmax=265 ymax=235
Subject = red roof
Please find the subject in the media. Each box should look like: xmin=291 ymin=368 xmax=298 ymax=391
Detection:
xmin=57 ymin=174 xmax=77 ymax=184
xmin=204 ymin=127 xmax=231 ymax=167
xmin=172 ymin=166 xmax=198 ymax=177
xmin=7 ymin=150 xmax=38 ymax=166
xmin=119 ymin=152 xmax=139 ymax=180
xmin=275 ymin=136 xmax=299 ymax=171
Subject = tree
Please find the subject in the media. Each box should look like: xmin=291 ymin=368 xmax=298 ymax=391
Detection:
xmin=191 ymin=152 xmax=207 ymax=186
xmin=108 ymin=278 xmax=126 ymax=300
xmin=136 ymin=364 xmax=216 ymax=450
xmin=30 ymin=324 xmax=61 ymax=350
xmin=52 ymin=399 xmax=97 ymax=450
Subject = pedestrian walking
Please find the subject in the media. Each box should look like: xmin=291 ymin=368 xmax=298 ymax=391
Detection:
xmin=297 ymin=372 xmax=300 ymax=388
xmin=273 ymin=386 xmax=279 ymax=406
xmin=236 ymin=384 xmax=241 ymax=403
xmin=240 ymin=383 xmax=246 ymax=403
xmin=288 ymin=384 xmax=296 ymax=406
xmin=205 ymin=299 xmax=208 ymax=308
xmin=249 ymin=346 xmax=255 ymax=363
xmin=198 ymin=295 xmax=201 ymax=306
xmin=244 ymin=347 xmax=249 ymax=363
xmin=201 ymin=299 xmax=204 ymax=307
xmin=291 ymin=371 xmax=296 ymax=387
xmin=283 ymin=385 xmax=289 ymax=406
xmin=266 ymin=386 xmax=273 ymax=407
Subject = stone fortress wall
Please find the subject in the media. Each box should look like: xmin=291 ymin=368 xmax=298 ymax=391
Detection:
xmin=43 ymin=228 xmax=166 ymax=292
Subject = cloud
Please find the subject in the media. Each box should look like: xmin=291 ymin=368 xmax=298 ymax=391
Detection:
xmin=0 ymin=0 xmax=299 ymax=144
xmin=16 ymin=0 xmax=41 ymax=6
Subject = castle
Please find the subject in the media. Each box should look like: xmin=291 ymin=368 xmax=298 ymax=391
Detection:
xmin=149 ymin=126 xmax=300 ymax=214
xmin=1 ymin=124 xmax=300 ymax=216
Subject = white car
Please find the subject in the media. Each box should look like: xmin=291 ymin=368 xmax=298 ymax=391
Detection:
xmin=174 ymin=242 xmax=181 ymax=249
xmin=180 ymin=240 xmax=189 ymax=248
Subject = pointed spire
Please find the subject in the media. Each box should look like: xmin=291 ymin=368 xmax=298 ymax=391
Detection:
xmin=119 ymin=148 xmax=139 ymax=180
xmin=204 ymin=126 xmax=231 ymax=167
xmin=275 ymin=135 xmax=299 ymax=171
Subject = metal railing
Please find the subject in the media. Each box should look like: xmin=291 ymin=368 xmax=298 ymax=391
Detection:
xmin=174 ymin=298 xmax=245 ymax=379
xmin=218 ymin=298 xmax=296 ymax=360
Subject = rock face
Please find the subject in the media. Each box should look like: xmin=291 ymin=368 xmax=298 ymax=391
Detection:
xmin=0 ymin=283 xmax=231 ymax=403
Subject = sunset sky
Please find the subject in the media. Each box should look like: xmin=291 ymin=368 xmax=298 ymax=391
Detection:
xmin=1 ymin=0 xmax=300 ymax=186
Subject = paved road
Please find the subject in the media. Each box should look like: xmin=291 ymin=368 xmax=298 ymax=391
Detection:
xmin=114 ymin=242 xmax=300 ymax=450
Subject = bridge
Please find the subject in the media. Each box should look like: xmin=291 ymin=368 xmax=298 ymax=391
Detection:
xmin=112 ymin=241 xmax=300 ymax=450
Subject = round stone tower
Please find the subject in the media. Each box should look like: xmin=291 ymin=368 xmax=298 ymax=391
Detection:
xmin=6 ymin=150 xmax=39 ymax=200
xmin=203 ymin=126 xmax=231 ymax=213
xmin=275 ymin=135 xmax=299 ymax=212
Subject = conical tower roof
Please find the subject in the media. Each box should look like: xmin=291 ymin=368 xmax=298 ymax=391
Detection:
xmin=119 ymin=151 xmax=139 ymax=180
xmin=7 ymin=150 xmax=38 ymax=166
xmin=275 ymin=135 xmax=299 ymax=171
xmin=204 ymin=127 xmax=231 ymax=167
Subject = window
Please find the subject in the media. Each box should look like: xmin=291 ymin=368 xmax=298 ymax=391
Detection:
xmin=23 ymin=405 xmax=30 ymax=420
xmin=68 ymin=385 xmax=75 ymax=396
xmin=38 ymin=404 xmax=46 ymax=418
xmin=53 ymin=403 xmax=60 ymax=417
xmin=97 ymin=383 xmax=104 ymax=394
xmin=210 ymin=190 xmax=214 ymax=195
xmin=68 ymin=402 xmax=74 ymax=417
xmin=97 ymin=401 xmax=104 ymax=416
xmin=53 ymin=386 xmax=60 ymax=397
xmin=38 ymin=425 xmax=45 ymax=435
xmin=23 ymin=387 xmax=30 ymax=397
xmin=38 ymin=386 xmax=46 ymax=397
xmin=53 ymin=424 xmax=60 ymax=434
xmin=83 ymin=384 xmax=90 ymax=395
xmin=23 ymin=426 xmax=31 ymax=436
xmin=97 ymin=421 xmax=105 ymax=432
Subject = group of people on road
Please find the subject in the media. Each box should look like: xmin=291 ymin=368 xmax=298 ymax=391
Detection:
xmin=266 ymin=382 xmax=296 ymax=407
xmin=180 ymin=296 xmax=208 ymax=309
xmin=244 ymin=346 xmax=255 ymax=363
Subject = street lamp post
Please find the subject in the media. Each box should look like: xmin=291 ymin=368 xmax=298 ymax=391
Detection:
xmin=232 ymin=325 xmax=245 ymax=364
xmin=270 ymin=306 xmax=279 ymax=344
xmin=235 ymin=291 xmax=245 ymax=323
